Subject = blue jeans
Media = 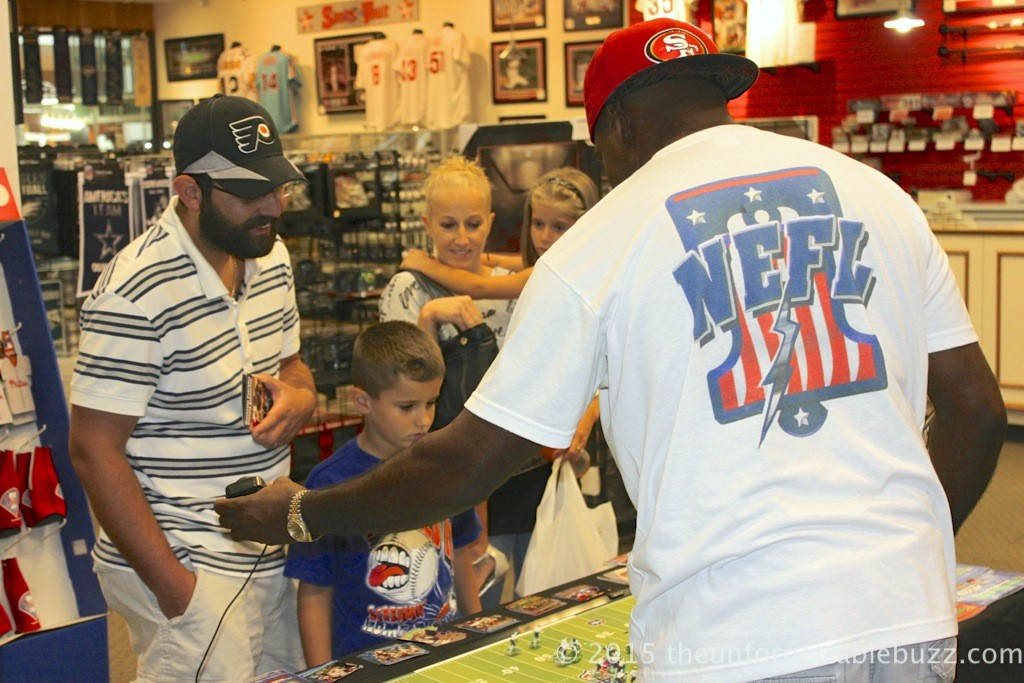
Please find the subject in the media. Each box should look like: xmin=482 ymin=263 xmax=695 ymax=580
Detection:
xmin=748 ymin=638 xmax=956 ymax=682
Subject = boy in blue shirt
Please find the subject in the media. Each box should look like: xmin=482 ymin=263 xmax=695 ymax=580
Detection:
xmin=284 ymin=321 xmax=482 ymax=666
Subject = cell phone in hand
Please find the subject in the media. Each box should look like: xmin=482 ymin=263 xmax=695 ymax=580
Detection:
xmin=225 ymin=475 xmax=266 ymax=498
xmin=242 ymin=374 xmax=274 ymax=431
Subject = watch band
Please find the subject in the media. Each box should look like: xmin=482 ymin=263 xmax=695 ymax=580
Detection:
xmin=289 ymin=489 xmax=319 ymax=541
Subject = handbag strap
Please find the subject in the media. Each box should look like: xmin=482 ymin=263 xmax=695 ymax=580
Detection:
xmin=400 ymin=268 xmax=455 ymax=300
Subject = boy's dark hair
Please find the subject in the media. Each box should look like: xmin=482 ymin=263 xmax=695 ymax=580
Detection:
xmin=352 ymin=321 xmax=445 ymax=397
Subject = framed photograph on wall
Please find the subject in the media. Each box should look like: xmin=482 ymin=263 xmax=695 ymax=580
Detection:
xmin=492 ymin=38 xmax=547 ymax=103
xmin=158 ymin=99 xmax=196 ymax=143
xmin=314 ymin=33 xmax=377 ymax=114
xmin=835 ymin=0 xmax=904 ymax=17
xmin=564 ymin=0 xmax=624 ymax=31
xmin=565 ymin=41 xmax=600 ymax=107
xmin=713 ymin=0 xmax=747 ymax=53
xmin=492 ymin=0 xmax=547 ymax=31
xmin=943 ymin=0 xmax=1024 ymax=12
xmin=164 ymin=34 xmax=224 ymax=81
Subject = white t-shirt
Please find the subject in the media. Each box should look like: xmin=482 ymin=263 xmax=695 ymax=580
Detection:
xmin=393 ymin=32 xmax=430 ymax=127
xmin=378 ymin=269 xmax=515 ymax=346
xmin=425 ymin=26 xmax=470 ymax=131
xmin=354 ymin=38 xmax=399 ymax=131
xmin=468 ymin=125 xmax=974 ymax=681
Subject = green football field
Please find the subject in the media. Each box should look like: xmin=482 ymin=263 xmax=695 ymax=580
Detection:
xmin=390 ymin=595 xmax=638 ymax=682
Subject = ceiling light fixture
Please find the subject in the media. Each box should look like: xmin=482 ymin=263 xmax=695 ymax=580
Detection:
xmin=884 ymin=2 xmax=925 ymax=33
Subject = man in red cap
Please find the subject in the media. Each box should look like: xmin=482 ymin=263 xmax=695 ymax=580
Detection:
xmin=217 ymin=20 xmax=1005 ymax=681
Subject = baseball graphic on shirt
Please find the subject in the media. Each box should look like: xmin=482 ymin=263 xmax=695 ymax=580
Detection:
xmin=367 ymin=529 xmax=439 ymax=603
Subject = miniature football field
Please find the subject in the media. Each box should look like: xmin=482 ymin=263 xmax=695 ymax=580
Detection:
xmin=390 ymin=595 xmax=638 ymax=682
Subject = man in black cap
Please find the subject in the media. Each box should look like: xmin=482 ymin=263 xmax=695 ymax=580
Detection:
xmin=70 ymin=94 xmax=315 ymax=680
xmin=217 ymin=21 xmax=1006 ymax=681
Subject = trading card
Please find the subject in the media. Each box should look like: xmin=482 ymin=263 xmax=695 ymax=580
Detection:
xmin=458 ymin=613 xmax=521 ymax=634
xmin=599 ymin=567 xmax=630 ymax=585
xmin=579 ymin=669 xmax=614 ymax=681
xmin=248 ymin=670 xmax=305 ymax=683
xmin=554 ymin=584 xmax=607 ymax=602
xmin=506 ymin=595 xmax=566 ymax=617
xmin=356 ymin=642 xmax=429 ymax=666
xmin=242 ymin=373 xmax=274 ymax=430
xmin=300 ymin=660 xmax=363 ymax=681
xmin=397 ymin=627 xmax=467 ymax=646
xmin=604 ymin=552 xmax=629 ymax=566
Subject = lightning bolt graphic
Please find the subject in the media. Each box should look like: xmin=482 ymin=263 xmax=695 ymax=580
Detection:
xmin=759 ymin=298 xmax=801 ymax=446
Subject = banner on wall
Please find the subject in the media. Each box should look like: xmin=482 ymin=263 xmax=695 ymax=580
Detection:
xmin=296 ymin=0 xmax=418 ymax=34
xmin=77 ymin=166 xmax=132 ymax=297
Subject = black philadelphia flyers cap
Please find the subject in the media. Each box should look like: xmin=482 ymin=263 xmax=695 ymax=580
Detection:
xmin=173 ymin=93 xmax=304 ymax=198
xmin=584 ymin=19 xmax=759 ymax=140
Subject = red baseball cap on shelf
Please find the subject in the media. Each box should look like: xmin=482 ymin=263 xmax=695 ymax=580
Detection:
xmin=583 ymin=18 xmax=760 ymax=140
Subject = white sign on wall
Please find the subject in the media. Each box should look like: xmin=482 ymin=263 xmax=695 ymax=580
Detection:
xmin=297 ymin=0 xmax=419 ymax=34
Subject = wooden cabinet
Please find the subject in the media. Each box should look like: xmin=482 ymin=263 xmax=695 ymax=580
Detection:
xmin=935 ymin=229 xmax=1024 ymax=422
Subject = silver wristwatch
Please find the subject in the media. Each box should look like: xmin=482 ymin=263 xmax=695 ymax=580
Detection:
xmin=287 ymin=489 xmax=319 ymax=542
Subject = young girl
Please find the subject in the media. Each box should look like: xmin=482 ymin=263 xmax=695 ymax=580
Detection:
xmin=401 ymin=167 xmax=602 ymax=606
xmin=401 ymin=166 xmax=600 ymax=300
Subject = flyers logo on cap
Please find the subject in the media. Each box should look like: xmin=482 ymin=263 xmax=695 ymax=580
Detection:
xmin=645 ymin=28 xmax=713 ymax=63
xmin=229 ymin=115 xmax=275 ymax=154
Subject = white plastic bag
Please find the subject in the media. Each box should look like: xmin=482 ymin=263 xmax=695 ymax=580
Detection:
xmin=516 ymin=457 xmax=618 ymax=596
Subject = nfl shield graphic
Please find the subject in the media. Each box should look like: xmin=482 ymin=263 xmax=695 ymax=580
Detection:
xmin=669 ymin=167 xmax=887 ymax=443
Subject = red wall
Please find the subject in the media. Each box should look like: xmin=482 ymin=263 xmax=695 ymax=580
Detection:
xmin=630 ymin=1 xmax=1024 ymax=200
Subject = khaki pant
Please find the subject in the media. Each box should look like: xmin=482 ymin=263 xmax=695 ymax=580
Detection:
xmin=96 ymin=561 xmax=302 ymax=682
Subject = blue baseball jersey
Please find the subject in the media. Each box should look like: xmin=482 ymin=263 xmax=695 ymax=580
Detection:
xmin=256 ymin=50 xmax=300 ymax=133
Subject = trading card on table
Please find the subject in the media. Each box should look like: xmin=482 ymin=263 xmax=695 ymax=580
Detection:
xmin=247 ymin=670 xmax=305 ymax=683
xmin=506 ymin=594 xmax=566 ymax=616
xmin=579 ymin=669 xmax=614 ymax=682
xmin=554 ymin=584 xmax=607 ymax=602
xmin=300 ymin=660 xmax=364 ymax=681
xmin=458 ymin=613 xmax=521 ymax=634
xmin=604 ymin=552 xmax=629 ymax=566
xmin=357 ymin=642 xmax=430 ymax=666
xmin=242 ymin=373 xmax=274 ymax=430
xmin=397 ymin=626 xmax=468 ymax=646
xmin=599 ymin=567 xmax=630 ymax=585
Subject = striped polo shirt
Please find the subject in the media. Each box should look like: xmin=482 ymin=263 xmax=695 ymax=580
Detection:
xmin=71 ymin=197 xmax=300 ymax=578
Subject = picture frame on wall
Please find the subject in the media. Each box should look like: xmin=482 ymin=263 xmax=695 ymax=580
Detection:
xmin=835 ymin=0 xmax=905 ymax=17
xmin=164 ymin=34 xmax=224 ymax=81
xmin=712 ymin=0 xmax=747 ymax=54
xmin=565 ymin=41 xmax=600 ymax=107
xmin=943 ymin=0 xmax=1024 ymax=12
xmin=158 ymin=99 xmax=196 ymax=143
xmin=492 ymin=38 xmax=547 ymax=103
xmin=564 ymin=0 xmax=624 ymax=31
xmin=492 ymin=0 xmax=547 ymax=32
xmin=314 ymin=33 xmax=377 ymax=114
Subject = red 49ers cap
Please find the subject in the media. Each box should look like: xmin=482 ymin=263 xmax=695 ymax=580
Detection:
xmin=584 ymin=18 xmax=759 ymax=140
xmin=173 ymin=94 xmax=304 ymax=198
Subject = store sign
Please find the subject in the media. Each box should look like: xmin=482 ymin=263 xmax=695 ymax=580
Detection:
xmin=296 ymin=0 xmax=418 ymax=34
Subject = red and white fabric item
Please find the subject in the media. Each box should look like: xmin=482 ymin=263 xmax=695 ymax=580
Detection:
xmin=393 ymin=31 xmax=430 ymax=127
xmin=0 ymin=451 xmax=22 ymax=537
xmin=0 ymin=595 xmax=12 ymax=638
xmin=425 ymin=25 xmax=470 ymax=131
xmin=354 ymin=37 xmax=400 ymax=130
xmin=3 ymin=558 xmax=40 ymax=633
xmin=18 ymin=447 xmax=66 ymax=528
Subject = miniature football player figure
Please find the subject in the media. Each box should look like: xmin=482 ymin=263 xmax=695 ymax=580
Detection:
xmin=531 ymin=625 xmax=541 ymax=649
xmin=507 ymin=632 xmax=519 ymax=656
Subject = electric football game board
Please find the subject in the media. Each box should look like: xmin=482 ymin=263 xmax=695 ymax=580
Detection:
xmin=254 ymin=567 xmax=637 ymax=683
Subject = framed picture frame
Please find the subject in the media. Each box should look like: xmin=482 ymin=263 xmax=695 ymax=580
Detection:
xmin=943 ymin=0 xmax=1024 ymax=12
xmin=835 ymin=0 xmax=904 ymax=18
xmin=565 ymin=41 xmax=600 ymax=107
xmin=314 ymin=32 xmax=377 ymax=114
xmin=492 ymin=38 xmax=547 ymax=103
xmin=157 ymin=99 xmax=196 ymax=143
xmin=564 ymin=0 xmax=624 ymax=31
xmin=491 ymin=0 xmax=547 ymax=32
xmin=164 ymin=34 xmax=224 ymax=81
xmin=713 ymin=0 xmax=747 ymax=54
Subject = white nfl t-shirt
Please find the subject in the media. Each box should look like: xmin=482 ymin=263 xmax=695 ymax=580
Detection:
xmin=468 ymin=125 xmax=974 ymax=680
xmin=393 ymin=32 xmax=430 ymax=127
xmin=217 ymin=45 xmax=257 ymax=100
xmin=425 ymin=25 xmax=470 ymax=131
xmin=355 ymin=38 xmax=400 ymax=131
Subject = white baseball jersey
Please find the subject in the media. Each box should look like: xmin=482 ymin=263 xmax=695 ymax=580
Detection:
xmin=634 ymin=0 xmax=695 ymax=22
xmin=354 ymin=38 xmax=400 ymax=130
xmin=425 ymin=25 xmax=470 ymax=131
xmin=746 ymin=0 xmax=801 ymax=67
xmin=217 ymin=45 xmax=257 ymax=100
xmin=393 ymin=32 xmax=430 ymax=127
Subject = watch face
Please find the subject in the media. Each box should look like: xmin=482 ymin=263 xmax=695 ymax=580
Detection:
xmin=287 ymin=516 xmax=307 ymax=541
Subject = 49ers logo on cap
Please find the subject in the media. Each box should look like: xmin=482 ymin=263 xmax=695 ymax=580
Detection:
xmin=229 ymin=115 xmax=275 ymax=154
xmin=644 ymin=27 xmax=713 ymax=63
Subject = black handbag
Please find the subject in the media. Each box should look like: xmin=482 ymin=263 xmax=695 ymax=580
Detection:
xmin=401 ymin=269 xmax=499 ymax=430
